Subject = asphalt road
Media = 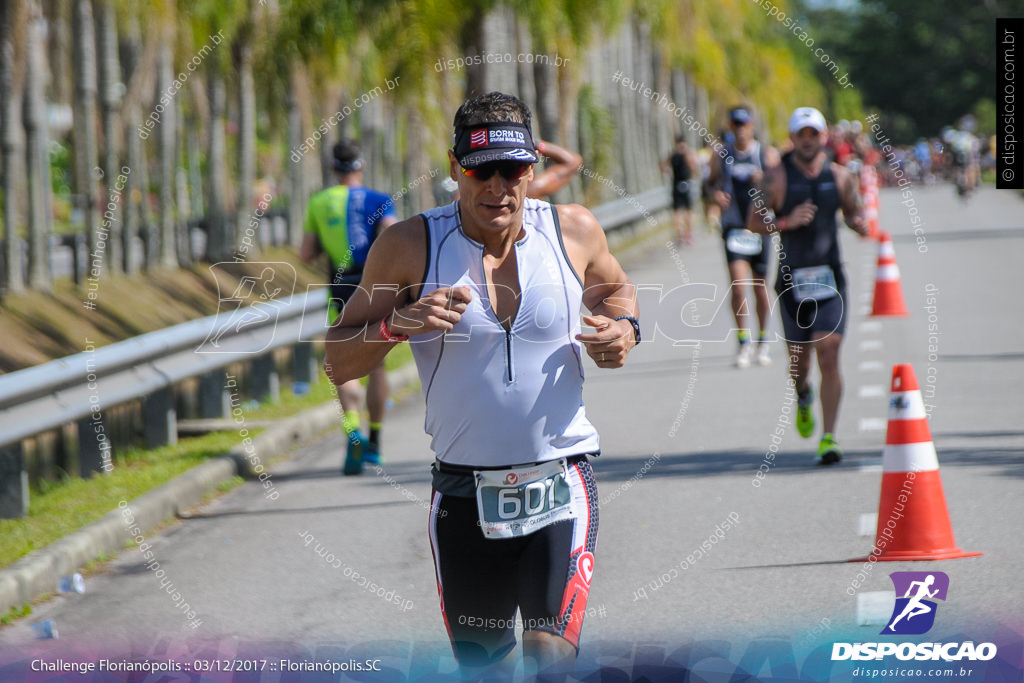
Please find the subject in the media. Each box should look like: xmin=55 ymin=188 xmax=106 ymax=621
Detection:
xmin=2 ymin=183 xmax=1022 ymax=681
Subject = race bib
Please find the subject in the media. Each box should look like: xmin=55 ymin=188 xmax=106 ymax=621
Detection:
xmin=475 ymin=459 xmax=574 ymax=539
xmin=725 ymin=228 xmax=763 ymax=256
xmin=792 ymin=265 xmax=838 ymax=302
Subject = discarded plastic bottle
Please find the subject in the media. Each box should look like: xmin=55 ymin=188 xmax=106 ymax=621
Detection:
xmin=31 ymin=620 xmax=58 ymax=639
xmin=56 ymin=573 xmax=85 ymax=594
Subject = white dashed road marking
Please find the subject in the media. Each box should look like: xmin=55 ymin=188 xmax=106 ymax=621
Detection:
xmin=857 ymin=591 xmax=895 ymax=627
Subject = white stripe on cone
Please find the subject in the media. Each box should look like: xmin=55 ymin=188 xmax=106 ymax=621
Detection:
xmin=876 ymin=263 xmax=901 ymax=281
xmin=882 ymin=441 xmax=940 ymax=473
xmin=888 ymin=390 xmax=927 ymax=420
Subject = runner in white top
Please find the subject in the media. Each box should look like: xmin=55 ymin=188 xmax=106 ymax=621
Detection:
xmin=410 ymin=197 xmax=601 ymax=467
xmin=324 ymin=91 xmax=639 ymax=680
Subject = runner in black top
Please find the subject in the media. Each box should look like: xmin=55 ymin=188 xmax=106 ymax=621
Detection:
xmin=706 ymin=106 xmax=781 ymax=368
xmin=661 ymin=137 xmax=698 ymax=244
xmin=747 ymin=107 xmax=868 ymax=464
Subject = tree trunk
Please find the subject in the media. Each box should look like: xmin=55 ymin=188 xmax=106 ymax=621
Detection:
xmin=157 ymin=39 xmax=177 ymax=267
xmin=138 ymin=123 xmax=155 ymax=270
xmin=187 ymin=115 xmax=203 ymax=219
xmin=286 ymin=61 xmax=308 ymax=248
xmin=234 ymin=19 xmax=256 ymax=257
xmin=204 ymin=69 xmax=230 ymax=262
xmin=44 ymin=1 xmax=70 ymax=106
xmin=555 ymin=59 xmax=581 ymax=204
xmin=459 ymin=5 xmax=487 ymax=98
xmin=123 ymin=100 xmax=141 ymax=274
xmin=95 ymin=0 xmax=122 ymax=275
xmin=23 ymin=1 xmax=51 ymax=292
xmin=0 ymin=0 xmax=27 ymax=295
xmin=515 ymin=19 xmax=536 ymax=120
xmin=481 ymin=7 xmax=516 ymax=95
xmin=533 ymin=61 xmax=559 ymax=146
xmin=175 ymin=101 xmax=192 ymax=265
xmin=359 ymin=91 xmax=385 ymax=191
xmin=72 ymin=0 xmax=100 ymax=286
xmin=671 ymin=67 xmax=687 ymax=140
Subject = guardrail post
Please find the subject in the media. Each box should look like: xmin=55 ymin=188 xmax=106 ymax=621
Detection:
xmin=199 ymin=371 xmax=231 ymax=419
xmin=77 ymin=415 xmax=112 ymax=478
xmin=292 ymin=342 xmax=318 ymax=388
xmin=0 ymin=443 xmax=29 ymax=518
xmin=251 ymin=354 xmax=280 ymax=403
xmin=143 ymin=387 xmax=178 ymax=449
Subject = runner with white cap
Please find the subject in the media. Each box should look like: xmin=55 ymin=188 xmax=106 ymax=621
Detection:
xmin=748 ymin=106 xmax=868 ymax=463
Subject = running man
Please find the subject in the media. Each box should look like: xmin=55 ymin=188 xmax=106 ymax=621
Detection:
xmin=324 ymin=91 xmax=639 ymax=679
xmin=706 ymin=106 xmax=780 ymax=368
xmin=661 ymin=136 xmax=698 ymax=244
xmin=888 ymin=575 xmax=938 ymax=631
xmin=748 ymin=107 xmax=868 ymax=463
xmin=301 ymin=140 xmax=398 ymax=475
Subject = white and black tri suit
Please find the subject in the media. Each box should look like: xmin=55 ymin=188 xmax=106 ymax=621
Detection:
xmin=411 ymin=198 xmax=600 ymax=664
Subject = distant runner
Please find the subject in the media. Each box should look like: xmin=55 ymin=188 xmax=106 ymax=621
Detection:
xmin=748 ymin=107 xmax=868 ymax=464
xmin=706 ymin=106 xmax=780 ymax=368
xmin=662 ymin=136 xmax=698 ymax=245
xmin=301 ymin=140 xmax=398 ymax=475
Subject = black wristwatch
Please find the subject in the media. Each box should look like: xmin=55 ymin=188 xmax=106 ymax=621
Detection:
xmin=615 ymin=316 xmax=641 ymax=344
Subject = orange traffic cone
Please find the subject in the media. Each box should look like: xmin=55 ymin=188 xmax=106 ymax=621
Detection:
xmin=852 ymin=365 xmax=981 ymax=562
xmin=864 ymin=196 xmax=881 ymax=240
xmin=870 ymin=232 xmax=908 ymax=317
xmin=860 ymin=166 xmax=881 ymax=239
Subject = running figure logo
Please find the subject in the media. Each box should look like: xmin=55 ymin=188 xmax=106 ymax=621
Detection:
xmin=881 ymin=571 xmax=949 ymax=635
xmin=197 ymin=262 xmax=296 ymax=353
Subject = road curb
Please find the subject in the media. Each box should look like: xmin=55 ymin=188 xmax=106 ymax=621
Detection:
xmin=0 ymin=363 xmax=421 ymax=616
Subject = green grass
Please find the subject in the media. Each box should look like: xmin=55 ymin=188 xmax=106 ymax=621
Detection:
xmin=0 ymin=430 xmax=244 ymax=569
xmin=0 ymin=375 xmax=354 ymax=571
xmin=0 ymin=345 xmax=423 ymax=572
xmin=0 ymin=604 xmax=31 ymax=625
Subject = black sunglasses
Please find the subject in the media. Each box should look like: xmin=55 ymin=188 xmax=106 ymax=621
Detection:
xmin=460 ymin=161 xmax=533 ymax=182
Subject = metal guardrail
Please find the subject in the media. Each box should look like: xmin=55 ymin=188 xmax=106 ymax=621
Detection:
xmin=590 ymin=187 xmax=670 ymax=230
xmin=0 ymin=187 xmax=669 ymax=462
xmin=0 ymin=292 xmax=329 ymax=451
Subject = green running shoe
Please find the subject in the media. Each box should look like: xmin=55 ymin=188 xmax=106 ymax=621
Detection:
xmin=796 ymin=386 xmax=815 ymax=438
xmin=817 ymin=433 xmax=843 ymax=465
xmin=343 ymin=431 xmax=367 ymax=476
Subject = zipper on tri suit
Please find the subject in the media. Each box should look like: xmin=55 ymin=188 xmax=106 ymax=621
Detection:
xmin=504 ymin=329 xmax=515 ymax=384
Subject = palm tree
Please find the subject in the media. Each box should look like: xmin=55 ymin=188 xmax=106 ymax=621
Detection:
xmin=23 ymin=0 xmax=52 ymax=292
xmin=72 ymin=0 xmax=100 ymax=282
xmin=285 ymin=63 xmax=305 ymax=248
xmin=0 ymin=0 xmax=27 ymax=295
xmin=233 ymin=0 xmax=257 ymax=257
xmin=205 ymin=69 xmax=230 ymax=262
xmin=156 ymin=36 xmax=178 ymax=268
xmin=95 ymin=0 xmax=122 ymax=276
xmin=185 ymin=0 xmax=239 ymax=263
